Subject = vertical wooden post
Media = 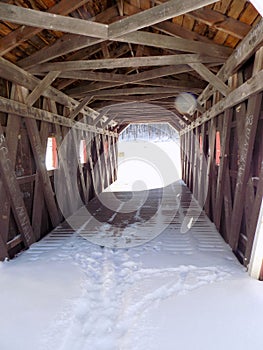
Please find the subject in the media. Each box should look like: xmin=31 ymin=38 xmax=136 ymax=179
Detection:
xmin=185 ymin=131 xmax=190 ymax=186
xmin=87 ymin=132 xmax=97 ymax=196
xmin=204 ymin=118 xmax=216 ymax=216
xmin=180 ymin=134 xmax=185 ymax=181
xmin=245 ymin=149 xmax=263 ymax=262
xmin=112 ymin=136 xmax=118 ymax=181
xmin=32 ymin=123 xmax=49 ymax=239
xmin=0 ymin=84 xmax=22 ymax=248
xmin=192 ymin=129 xmax=200 ymax=199
xmin=214 ymin=108 xmax=232 ymax=229
xmin=249 ymin=197 xmax=263 ymax=279
xmin=188 ymin=130 xmax=193 ymax=191
xmin=24 ymin=116 xmax=61 ymax=227
xmin=223 ymin=165 xmax=232 ymax=242
xmin=102 ymin=134 xmax=110 ymax=188
xmin=197 ymin=122 xmax=206 ymax=207
xmin=16 ymin=86 xmax=61 ymax=228
xmin=94 ymin=134 xmax=104 ymax=192
xmin=72 ymin=128 xmax=88 ymax=204
xmin=0 ymin=233 xmax=8 ymax=260
xmin=107 ymin=135 xmax=115 ymax=184
xmin=229 ymin=93 xmax=262 ymax=251
xmin=0 ymin=123 xmax=35 ymax=247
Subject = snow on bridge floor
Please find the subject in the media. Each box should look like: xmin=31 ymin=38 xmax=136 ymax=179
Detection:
xmin=0 ymin=182 xmax=263 ymax=350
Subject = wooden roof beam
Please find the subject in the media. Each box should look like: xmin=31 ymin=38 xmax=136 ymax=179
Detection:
xmin=116 ymin=31 xmax=232 ymax=59
xmin=0 ymin=122 xmax=35 ymax=247
xmin=29 ymin=54 xmax=224 ymax=73
xmin=16 ymin=4 xmax=229 ymax=71
xmin=48 ymin=65 xmax=196 ymax=86
xmin=66 ymin=76 xmax=205 ymax=98
xmin=198 ymin=18 xmax=263 ymax=107
xmin=0 ymin=57 xmax=115 ymax=130
xmin=0 ymin=0 xmax=91 ymax=57
xmin=187 ymin=8 xmax=252 ymax=39
xmin=71 ymin=86 xmax=202 ymax=98
xmin=18 ymin=35 xmax=103 ymax=70
xmin=108 ymin=0 xmax=220 ymax=38
xmin=0 ymin=1 xmax=219 ymax=41
xmin=181 ymin=67 xmax=263 ymax=134
xmin=17 ymin=5 xmax=120 ymax=69
xmin=25 ymin=71 xmax=61 ymax=106
xmin=188 ymin=62 xmax=230 ymax=96
xmin=102 ymin=114 xmax=118 ymax=129
xmin=0 ymin=95 xmax=117 ymax=137
xmin=91 ymin=93 xmax=185 ymax=103
xmin=0 ymin=3 xmax=108 ymax=39
xmin=68 ymin=96 xmax=93 ymax=120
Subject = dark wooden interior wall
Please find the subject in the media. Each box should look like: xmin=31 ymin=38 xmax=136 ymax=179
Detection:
xmin=181 ymin=49 xmax=263 ymax=266
xmin=0 ymin=82 xmax=118 ymax=260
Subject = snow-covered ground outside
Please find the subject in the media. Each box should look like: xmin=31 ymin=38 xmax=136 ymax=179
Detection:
xmin=0 ymin=141 xmax=263 ymax=350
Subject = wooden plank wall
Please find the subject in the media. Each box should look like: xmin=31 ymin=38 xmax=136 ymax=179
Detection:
xmin=181 ymin=49 xmax=263 ymax=266
xmin=0 ymin=82 xmax=118 ymax=260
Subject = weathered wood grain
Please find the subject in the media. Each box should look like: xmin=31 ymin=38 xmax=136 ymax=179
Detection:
xmin=229 ymin=93 xmax=262 ymax=251
xmin=29 ymin=54 xmax=224 ymax=73
xmin=181 ymin=68 xmax=263 ymax=134
xmin=214 ymin=109 xmax=233 ymax=229
xmin=188 ymin=62 xmax=230 ymax=96
xmin=0 ymin=0 xmax=90 ymax=56
xmin=0 ymin=95 xmax=117 ymax=137
xmin=117 ymin=31 xmax=232 ymax=58
xmin=26 ymin=71 xmax=61 ymax=106
xmin=198 ymin=18 xmax=263 ymax=106
xmin=0 ymin=3 xmax=108 ymax=39
xmin=0 ymin=85 xmax=22 ymax=246
xmin=0 ymin=123 xmax=35 ymax=247
xmin=109 ymin=0 xmax=219 ymax=37
xmin=188 ymin=7 xmax=251 ymax=39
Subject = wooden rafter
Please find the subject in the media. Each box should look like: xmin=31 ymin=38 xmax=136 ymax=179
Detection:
xmin=0 ymin=57 xmax=113 ymax=129
xmin=187 ymin=7 xmax=252 ymax=39
xmin=68 ymin=96 xmax=93 ymax=120
xmin=29 ymin=55 xmax=224 ymax=73
xmin=50 ymin=65 xmax=195 ymax=83
xmin=180 ymin=67 xmax=263 ymax=134
xmin=69 ymin=86 xmax=204 ymax=99
xmin=0 ymin=1 xmax=219 ymax=41
xmin=116 ymin=31 xmax=232 ymax=58
xmin=188 ymin=62 xmax=230 ymax=96
xmin=17 ymin=5 xmax=120 ymax=69
xmin=108 ymin=0 xmax=219 ymax=37
xmin=0 ymin=96 xmax=117 ymax=137
xmin=25 ymin=71 xmax=61 ymax=106
xmin=0 ymin=0 xmax=91 ymax=56
xmin=198 ymin=18 xmax=263 ymax=106
xmin=0 ymin=122 xmax=35 ymax=248
xmin=65 ymin=76 xmax=205 ymax=97
xmin=0 ymin=3 xmax=108 ymax=39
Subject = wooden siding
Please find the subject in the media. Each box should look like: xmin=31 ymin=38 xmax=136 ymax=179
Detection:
xmin=0 ymin=83 xmax=118 ymax=259
xmin=181 ymin=47 xmax=263 ymax=266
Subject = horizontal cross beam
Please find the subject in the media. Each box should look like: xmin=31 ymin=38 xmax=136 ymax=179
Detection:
xmin=0 ymin=96 xmax=118 ymax=137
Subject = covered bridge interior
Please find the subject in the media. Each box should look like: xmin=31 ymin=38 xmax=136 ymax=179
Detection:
xmin=0 ymin=0 xmax=263 ymax=279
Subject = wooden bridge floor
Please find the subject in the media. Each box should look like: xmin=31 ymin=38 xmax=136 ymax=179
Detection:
xmin=2 ymin=182 xmax=261 ymax=350
xmin=25 ymin=181 xmax=234 ymax=263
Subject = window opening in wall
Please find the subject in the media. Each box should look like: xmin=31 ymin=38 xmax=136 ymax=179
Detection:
xmin=216 ymin=131 xmax=221 ymax=166
xmin=199 ymin=134 xmax=203 ymax=154
xmin=45 ymin=136 xmax=58 ymax=170
xmin=80 ymin=139 xmax=87 ymax=164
